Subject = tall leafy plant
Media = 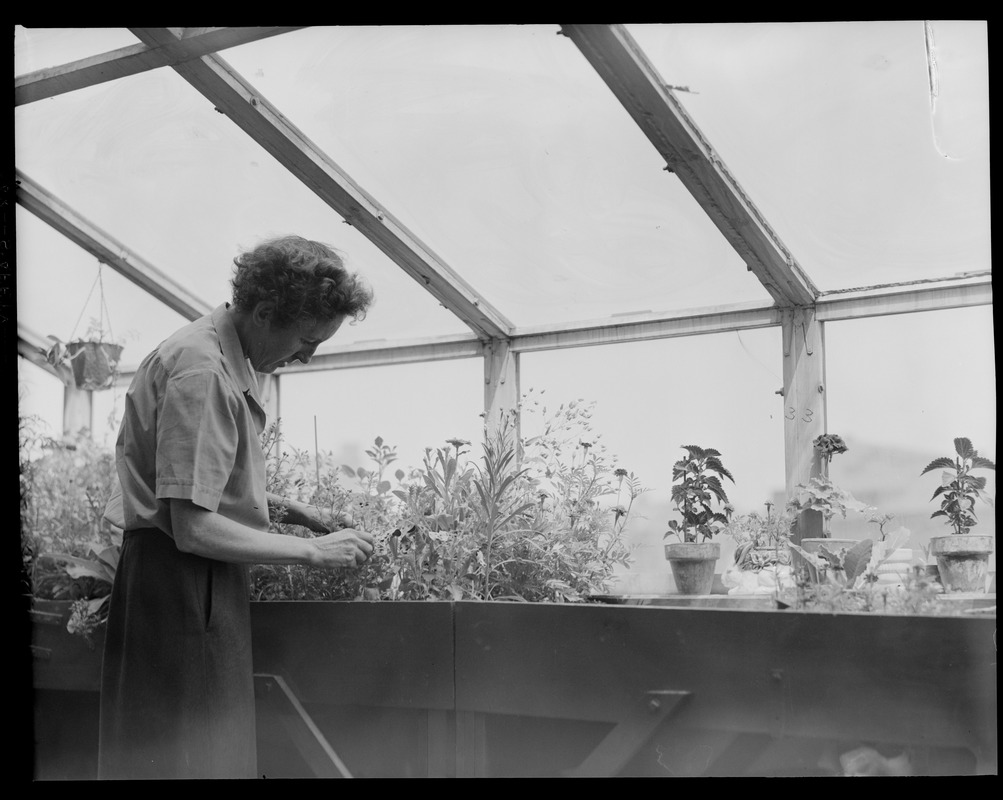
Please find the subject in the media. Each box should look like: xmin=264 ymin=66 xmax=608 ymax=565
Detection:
xmin=921 ymin=437 xmax=996 ymax=535
xmin=664 ymin=445 xmax=734 ymax=543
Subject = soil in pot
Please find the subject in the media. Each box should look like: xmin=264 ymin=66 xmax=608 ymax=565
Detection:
xmin=664 ymin=542 xmax=720 ymax=595
xmin=929 ymin=534 xmax=994 ymax=593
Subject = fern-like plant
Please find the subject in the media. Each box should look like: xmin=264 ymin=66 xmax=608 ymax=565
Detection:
xmin=664 ymin=445 xmax=734 ymax=543
xmin=921 ymin=437 xmax=996 ymax=535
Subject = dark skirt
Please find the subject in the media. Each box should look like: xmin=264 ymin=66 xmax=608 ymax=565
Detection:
xmin=98 ymin=529 xmax=257 ymax=780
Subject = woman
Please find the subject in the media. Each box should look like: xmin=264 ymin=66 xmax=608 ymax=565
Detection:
xmin=98 ymin=235 xmax=375 ymax=779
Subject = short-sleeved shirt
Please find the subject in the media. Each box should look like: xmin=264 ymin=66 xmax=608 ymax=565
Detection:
xmin=104 ymin=303 xmax=270 ymax=537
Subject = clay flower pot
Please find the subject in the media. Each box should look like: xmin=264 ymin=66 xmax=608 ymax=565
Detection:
xmin=929 ymin=534 xmax=994 ymax=593
xmin=664 ymin=541 xmax=721 ymax=595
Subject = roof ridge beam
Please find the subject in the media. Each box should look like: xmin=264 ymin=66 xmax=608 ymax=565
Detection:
xmin=128 ymin=27 xmax=514 ymax=341
xmin=561 ymin=24 xmax=819 ymax=308
xmin=15 ymin=169 xmax=213 ymax=321
xmin=15 ymin=27 xmax=306 ymax=106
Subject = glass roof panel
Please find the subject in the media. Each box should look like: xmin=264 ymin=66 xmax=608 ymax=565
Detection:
xmin=219 ymin=25 xmax=769 ymax=327
xmin=13 ymin=27 xmax=140 ymax=71
xmin=628 ymin=21 xmax=991 ymax=291
xmin=14 ymin=39 xmax=474 ymax=360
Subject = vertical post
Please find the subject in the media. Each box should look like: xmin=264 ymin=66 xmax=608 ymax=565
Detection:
xmin=781 ymin=307 xmax=827 ymax=542
xmin=62 ymin=384 xmax=93 ymax=439
xmin=483 ymin=339 xmax=520 ymax=446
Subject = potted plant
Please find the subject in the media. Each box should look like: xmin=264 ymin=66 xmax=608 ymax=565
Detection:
xmin=921 ymin=437 xmax=996 ymax=593
xmin=662 ymin=445 xmax=734 ymax=595
xmin=728 ymin=501 xmax=794 ymax=571
xmin=720 ymin=502 xmax=794 ymax=595
xmin=44 ymin=319 xmax=124 ymax=392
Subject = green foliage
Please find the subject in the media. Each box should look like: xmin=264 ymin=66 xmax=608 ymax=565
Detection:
xmin=251 ymin=394 xmax=642 ymax=603
xmin=728 ymin=503 xmax=794 ymax=570
xmin=787 ymin=526 xmax=911 ymax=592
xmin=778 ymin=556 xmax=947 ymax=617
xmin=20 ymin=413 xmax=121 ymax=638
xmin=920 ymin=437 xmax=996 ymax=535
xmin=786 ymin=476 xmax=872 ymax=537
xmin=663 ymin=445 xmax=734 ymax=543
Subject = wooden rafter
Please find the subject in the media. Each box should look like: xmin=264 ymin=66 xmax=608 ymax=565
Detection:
xmin=561 ymin=24 xmax=819 ymax=308
xmin=17 ymin=323 xmax=59 ymax=377
xmin=128 ymin=27 xmax=514 ymax=342
xmin=103 ymin=277 xmax=990 ymax=382
xmin=15 ymin=170 xmax=212 ymax=322
xmin=15 ymin=27 xmax=306 ymax=106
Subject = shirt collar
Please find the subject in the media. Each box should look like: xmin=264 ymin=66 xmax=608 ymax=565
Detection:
xmin=211 ymin=303 xmax=261 ymax=403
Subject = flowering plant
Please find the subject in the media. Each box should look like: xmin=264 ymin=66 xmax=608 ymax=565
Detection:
xmin=813 ymin=433 xmax=848 ymax=465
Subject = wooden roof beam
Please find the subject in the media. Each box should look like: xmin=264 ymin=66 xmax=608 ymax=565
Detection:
xmin=15 ymin=170 xmax=212 ymax=322
xmin=109 ymin=277 xmax=991 ymax=381
xmin=18 ymin=323 xmax=61 ymax=378
xmin=15 ymin=27 xmax=305 ymax=106
xmin=129 ymin=27 xmax=514 ymax=342
xmin=561 ymin=24 xmax=819 ymax=308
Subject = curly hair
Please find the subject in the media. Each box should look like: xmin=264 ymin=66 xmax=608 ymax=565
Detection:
xmin=230 ymin=235 xmax=374 ymax=327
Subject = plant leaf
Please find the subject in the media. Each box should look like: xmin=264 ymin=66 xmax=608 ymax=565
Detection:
xmin=920 ymin=457 xmax=954 ymax=475
xmin=954 ymin=437 xmax=975 ymax=459
xmin=843 ymin=539 xmax=873 ymax=586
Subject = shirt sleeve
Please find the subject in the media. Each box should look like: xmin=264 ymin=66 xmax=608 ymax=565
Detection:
xmin=155 ymin=369 xmax=239 ymax=512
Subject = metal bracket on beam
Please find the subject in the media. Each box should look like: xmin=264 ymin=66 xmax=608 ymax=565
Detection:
xmin=782 ymin=307 xmax=815 ymax=357
xmin=563 ymin=690 xmax=691 ymax=777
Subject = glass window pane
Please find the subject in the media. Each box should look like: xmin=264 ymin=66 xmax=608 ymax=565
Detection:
xmin=824 ymin=307 xmax=995 ymax=552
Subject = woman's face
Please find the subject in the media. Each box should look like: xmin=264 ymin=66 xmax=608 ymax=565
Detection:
xmin=253 ymin=313 xmax=346 ymax=373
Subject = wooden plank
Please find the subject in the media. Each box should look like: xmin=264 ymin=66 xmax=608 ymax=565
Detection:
xmin=452 ymin=602 xmax=997 ymax=768
xmin=426 ymin=709 xmax=456 ymax=778
xmin=108 ymin=279 xmax=992 ymax=386
xmin=564 ymin=690 xmax=690 ymax=777
xmin=275 ymin=333 xmax=484 ymax=374
xmin=455 ymin=711 xmax=488 ymax=778
xmin=483 ymin=339 xmax=520 ymax=440
xmin=254 ymin=673 xmax=353 ymax=778
xmin=15 ymin=27 xmax=305 ymax=105
xmin=816 ymin=278 xmax=993 ymax=322
xmin=128 ymin=27 xmax=514 ymax=341
xmin=561 ymin=24 xmax=818 ymax=307
xmin=18 ymin=323 xmax=64 ymax=379
xmin=781 ymin=307 xmax=826 ymax=540
xmin=250 ymin=601 xmax=455 ymax=711
xmin=511 ymin=300 xmax=781 ymax=353
xmin=15 ymin=171 xmax=212 ymax=322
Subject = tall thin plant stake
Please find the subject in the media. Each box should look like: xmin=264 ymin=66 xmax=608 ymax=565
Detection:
xmin=313 ymin=416 xmax=323 ymax=515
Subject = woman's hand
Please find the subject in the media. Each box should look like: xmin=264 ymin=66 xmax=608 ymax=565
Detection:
xmin=315 ymin=509 xmax=356 ymax=533
xmin=308 ymin=528 xmax=375 ymax=569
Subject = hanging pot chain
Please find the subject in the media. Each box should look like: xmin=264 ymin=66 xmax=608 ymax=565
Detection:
xmin=69 ymin=261 xmax=115 ymax=344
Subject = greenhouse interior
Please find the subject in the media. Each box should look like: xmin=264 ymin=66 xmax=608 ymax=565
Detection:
xmin=15 ymin=24 xmax=994 ymax=779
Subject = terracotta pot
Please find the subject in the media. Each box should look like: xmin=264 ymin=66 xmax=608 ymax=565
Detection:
xmin=929 ymin=534 xmax=994 ymax=593
xmin=664 ymin=541 xmax=720 ymax=595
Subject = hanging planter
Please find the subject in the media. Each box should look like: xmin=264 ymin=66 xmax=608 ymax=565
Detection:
xmin=44 ymin=263 xmax=124 ymax=391
xmin=46 ymin=338 xmax=124 ymax=391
